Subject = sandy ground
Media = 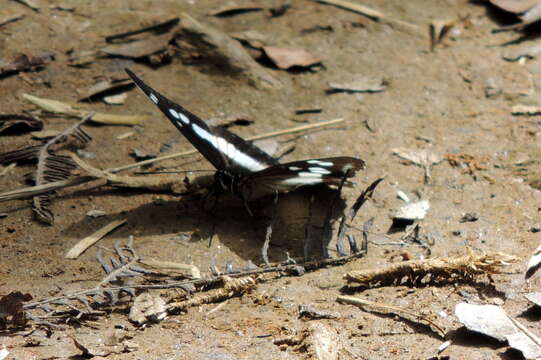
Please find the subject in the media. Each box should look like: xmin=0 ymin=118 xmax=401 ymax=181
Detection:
xmin=2 ymin=0 xmax=541 ymax=359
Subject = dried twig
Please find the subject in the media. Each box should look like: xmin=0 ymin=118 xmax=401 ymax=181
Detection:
xmin=0 ymin=118 xmax=345 ymax=202
xmin=337 ymin=295 xmax=446 ymax=338
xmin=343 ymin=249 xmax=517 ymax=287
xmin=65 ymin=219 xmax=127 ymax=259
xmin=167 ymin=276 xmax=256 ymax=312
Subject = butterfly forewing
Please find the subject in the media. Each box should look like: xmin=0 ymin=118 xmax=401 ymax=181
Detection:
xmin=126 ymin=69 xmax=277 ymax=174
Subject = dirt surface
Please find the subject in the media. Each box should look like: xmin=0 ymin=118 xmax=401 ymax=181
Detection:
xmin=2 ymin=0 xmax=541 ymax=359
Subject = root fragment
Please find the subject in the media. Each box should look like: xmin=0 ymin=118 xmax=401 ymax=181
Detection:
xmin=344 ymin=249 xmax=517 ymax=287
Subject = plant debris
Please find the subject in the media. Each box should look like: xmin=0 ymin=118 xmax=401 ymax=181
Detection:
xmin=393 ymin=200 xmax=430 ymax=222
xmin=343 ymin=249 xmax=517 ymax=287
xmin=31 ymin=114 xmax=93 ymax=224
xmin=0 ymin=114 xmax=42 ymax=134
xmin=262 ymin=46 xmax=322 ymax=70
xmin=338 ymin=295 xmax=446 ymax=338
xmin=0 ymin=52 xmax=54 ymax=77
xmin=489 ymin=0 xmax=541 ymax=30
xmin=0 ymin=13 xmax=24 ymax=28
xmin=22 ymin=93 xmax=145 ymax=125
xmin=129 ymin=293 xmax=167 ymax=325
xmin=392 ymin=147 xmax=442 ymax=183
xmin=101 ymin=32 xmax=175 ymax=61
xmin=0 ymin=291 xmax=33 ymax=330
xmin=104 ymin=17 xmax=179 ymax=43
xmin=65 ymin=219 xmax=127 ymax=259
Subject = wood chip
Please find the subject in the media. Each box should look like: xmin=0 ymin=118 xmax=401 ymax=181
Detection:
xmin=65 ymin=219 xmax=127 ymax=259
xmin=139 ymin=258 xmax=201 ymax=279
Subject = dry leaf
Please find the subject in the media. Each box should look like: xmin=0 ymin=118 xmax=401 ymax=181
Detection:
xmin=489 ymin=0 xmax=540 ymax=13
xmin=0 ymin=114 xmax=42 ymax=134
xmin=79 ymin=78 xmax=132 ymax=101
xmin=262 ymin=46 xmax=321 ymax=69
xmin=392 ymin=147 xmax=442 ymax=167
xmin=65 ymin=219 xmax=127 ymax=259
xmin=101 ymin=33 xmax=174 ymax=59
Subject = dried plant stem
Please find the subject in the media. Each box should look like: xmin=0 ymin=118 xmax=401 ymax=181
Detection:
xmin=0 ymin=118 xmax=344 ymax=202
xmin=167 ymin=276 xmax=256 ymax=312
xmin=343 ymin=250 xmax=517 ymax=286
xmin=337 ymin=295 xmax=445 ymax=338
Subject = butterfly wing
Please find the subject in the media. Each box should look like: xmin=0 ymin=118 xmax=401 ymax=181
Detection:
xmin=126 ymin=69 xmax=278 ymax=175
xmin=240 ymin=156 xmax=365 ymax=199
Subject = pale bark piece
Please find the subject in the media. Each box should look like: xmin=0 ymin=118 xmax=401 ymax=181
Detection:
xmin=65 ymin=219 xmax=127 ymax=259
xmin=489 ymin=0 xmax=540 ymax=13
xmin=308 ymin=323 xmax=340 ymax=360
xmin=328 ymin=76 xmax=387 ymax=93
xmin=129 ymin=293 xmax=167 ymax=325
xmin=103 ymin=93 xmax=127 ymax=105
xmin=526 ymin=242 xmax=541 ymax=278
xmin=394 ymin=200 xmax=430 ymax=221
xmin=455 ymin=303 xmax=517 ymax=342
xmin=506 ymin=332 xmax=541 ymax=360
xmin=262 ymin=46 xmax=322 ymax=69
xmin=525 ymin=292 xmax=541 ymax=306
xmin=139 ymin=258 xmax=201 ymax=279
xmin=79 ymin=79 xmax=132 ymax=101
xmin=101 ymin=33 xmax=173 ymax=58
xmin=513 ymin=104 xmax=541 ymax=116
xmin=392 ymin=148 xmax=442 ymax=167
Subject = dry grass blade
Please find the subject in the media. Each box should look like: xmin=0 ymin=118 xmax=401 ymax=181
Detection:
xmin=22 ymin=93 xmax=145 ymax=125
xmin=337 ymin=295 xmax=446 ymax=338
xmin=343 ymin=249 xmax=517 ymax=287
xmin=65 ymin=219 xmax=127 ymax=259
xmin=32 ymin=113 xmax=94 ymax=224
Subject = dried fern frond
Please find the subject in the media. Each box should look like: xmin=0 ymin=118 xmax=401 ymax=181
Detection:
xmin=32 ymin=113 xmax=94 ymax=224
xmin=0 ymin=145 xmax=42 ymax=165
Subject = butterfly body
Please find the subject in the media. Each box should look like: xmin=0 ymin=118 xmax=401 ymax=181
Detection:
xmin=125 ymin=69 xmax=365 ymax=201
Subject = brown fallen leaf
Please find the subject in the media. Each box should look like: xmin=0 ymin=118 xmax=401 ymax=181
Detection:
xmin=0 ymin=114 xmax=42 ymax=134
xmin=262 ymin=46 xmax=321 ymax=69
xmin=0 ymin=52 xmax=54 ymax=77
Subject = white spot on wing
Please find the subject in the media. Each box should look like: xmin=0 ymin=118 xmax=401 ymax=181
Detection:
xmin=308 ymin=167 xmax=332 ymax=175
xmin=307 ymin=160 xmax=333 ymax=166
xmin=149 ymin=93 xmax=159 ymax=104
xmin=169 ymin=109 xmax=181 ymax=119
xmin=179 ymin=113 xmax=190 ymax=124
xmin=289 ymin=166 xmax=301 ymax=171
xmin=192 ymin=123 xmax=266 ymax=172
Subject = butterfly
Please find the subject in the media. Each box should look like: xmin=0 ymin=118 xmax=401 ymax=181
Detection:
xmin=125 ymin=69 xmax=365 ymax=202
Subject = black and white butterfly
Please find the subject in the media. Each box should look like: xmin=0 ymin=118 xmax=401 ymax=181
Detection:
xmin=125 ymin=69 xmax=365 ymax=202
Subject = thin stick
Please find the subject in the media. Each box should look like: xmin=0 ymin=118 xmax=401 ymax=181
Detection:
xmin=337 ymin=295 xmax=446 ymax=338
xmin=314 ymin=0 xmax=421 ymax=35
xmin=109 ymin=118 xmax=344 ymax=173
xmin=0 ymin=118 xmax=345 ymax=202
xmin=65 ymin=219 xmax=127 ymax=259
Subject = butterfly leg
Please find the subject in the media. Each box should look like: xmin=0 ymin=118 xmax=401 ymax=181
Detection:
xmin=261 ymin=191 xmax=279 ymax=266
xmin=202 ymin=188 xmax=220 ymax=247
xmin=303 ymin=194 xmax=315 ymax=260
xmin=321 ymin=175 xmax=349 ymax=258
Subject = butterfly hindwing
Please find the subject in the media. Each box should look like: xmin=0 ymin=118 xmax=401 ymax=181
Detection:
xmin=240 ymin=156 xmax=365 ymax=199
xmin=126 ymin=69 xmax=277 ymax=174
